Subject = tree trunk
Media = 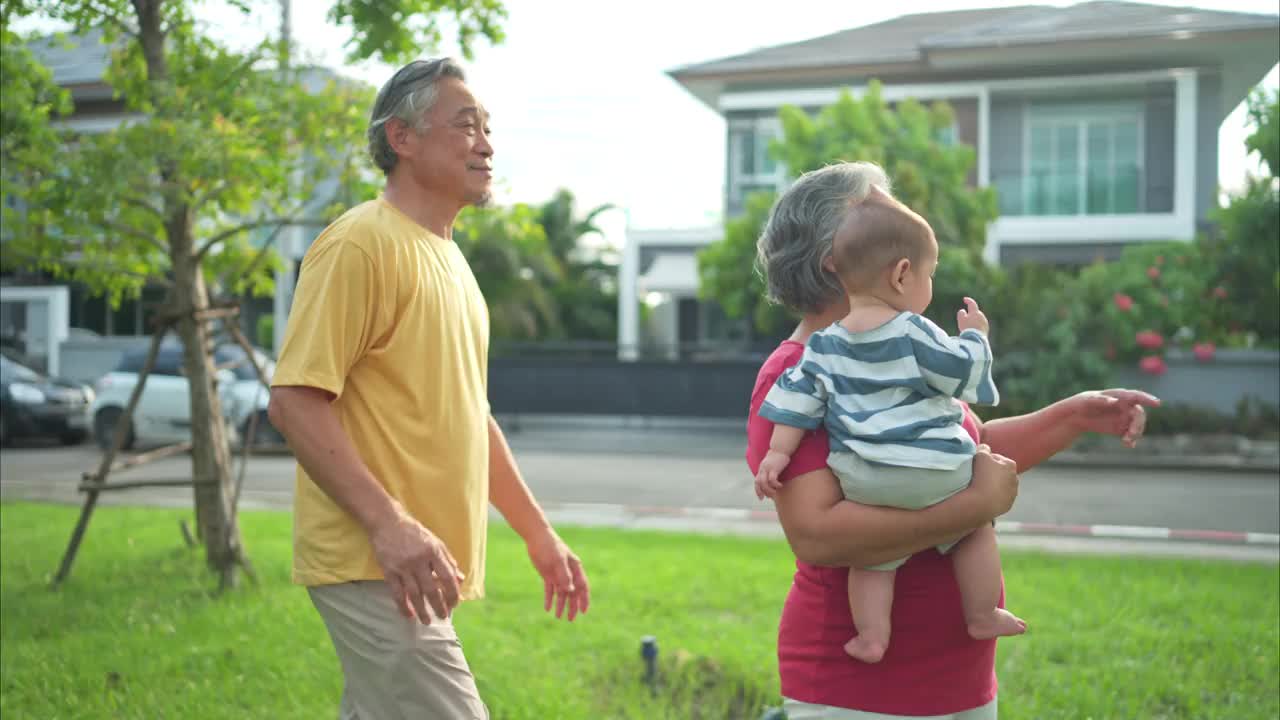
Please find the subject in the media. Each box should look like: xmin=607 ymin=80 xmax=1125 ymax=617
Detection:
xmin=135 ymin=0 xmax=243 ymax=587
xmin=171 ymin=225 xmax=242 ymax=588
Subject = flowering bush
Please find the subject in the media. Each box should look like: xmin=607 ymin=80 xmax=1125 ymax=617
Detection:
xmin=1070 ymin=242 xmax=1239 ymax=376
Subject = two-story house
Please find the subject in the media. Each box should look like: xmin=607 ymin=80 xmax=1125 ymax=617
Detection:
xmin=617 ymin=1 xmax=1278 ymax=358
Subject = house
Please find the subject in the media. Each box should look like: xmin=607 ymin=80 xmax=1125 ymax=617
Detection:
xmin=617 ymin=1 xmax=1279 ymax=357
xmin=0 ymin=29 xmax=355 ymax=378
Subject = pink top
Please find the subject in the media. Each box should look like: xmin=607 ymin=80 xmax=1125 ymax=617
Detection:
xmin=747 ymin=340 xmax=1000 ymax=714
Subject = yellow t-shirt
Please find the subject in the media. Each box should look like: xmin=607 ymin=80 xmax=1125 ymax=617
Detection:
xmin=272 ymin=197 xmax=490 ymax=600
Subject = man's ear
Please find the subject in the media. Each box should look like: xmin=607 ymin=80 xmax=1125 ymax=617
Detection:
xmin=889 ymin=258 xmax=912 ymax=294
xmin=384 ymin=117 xmax=416 ymax=158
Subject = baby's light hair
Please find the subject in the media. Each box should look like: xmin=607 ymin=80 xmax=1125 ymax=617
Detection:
xmin=832 ymin=191 xmax=935 ymax=292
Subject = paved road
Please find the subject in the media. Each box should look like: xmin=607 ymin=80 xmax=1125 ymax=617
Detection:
xmin=3 ymin=422 xmax=1278 ymax=535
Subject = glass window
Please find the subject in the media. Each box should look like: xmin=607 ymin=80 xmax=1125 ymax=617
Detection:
xmin=1020 ymin=107 xmax=1143 ymax=216
xmin=730 ymin=117 xmax=784 ymax=211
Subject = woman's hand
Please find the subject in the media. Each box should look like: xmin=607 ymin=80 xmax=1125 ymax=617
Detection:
xmin=1065 ymin=389 xmax=1161 ymax=448
xmin=969 ymin=444 xmax=1020 ymax=519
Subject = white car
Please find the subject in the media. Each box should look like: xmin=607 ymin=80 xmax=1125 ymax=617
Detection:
xmin=90 ymin=340 xmax=280 ymax=450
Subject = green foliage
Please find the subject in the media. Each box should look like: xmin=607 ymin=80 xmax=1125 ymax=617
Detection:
xmin=2 ymin=0 xmax=506 ymax=311
xmin=1073 ymin=243 xmax=1235 ymax=363
xmin=455 ymin=203 xmax=562 ymax=341
xmin=328 ymin=0 xmax=506 ymax=64
xmin=537 ymin=189 xmax=619 ymax=342
xmin=3 ymin=2 xmax=382 ymax=308
xmin=696 ymin=190 xmax=792 ymax=336
xmin=255 ymin=314 xmax=274 ymax=351
xmin=774 ymin=83 xmax=997 ymax=261
xmin=1202 ymin=87 xmax=1280 ymax=346
xmin=984 ymin=263 xmax=1112 ymax=418
xmin=697 ymin=81 xmax=998 ymax=335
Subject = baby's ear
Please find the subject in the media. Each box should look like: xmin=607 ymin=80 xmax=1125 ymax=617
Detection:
xmin=821 ymin=254 xmax=836 ymax=273
xmin=890 ymin=258 xmax=912 ymax=292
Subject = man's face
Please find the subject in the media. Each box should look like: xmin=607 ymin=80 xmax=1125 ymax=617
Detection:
xmin=398 ymin=76 xmax=494 ymax=207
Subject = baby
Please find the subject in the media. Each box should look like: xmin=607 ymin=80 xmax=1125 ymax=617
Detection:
xmin=755 ymin=188 xmax=1026 ymax=664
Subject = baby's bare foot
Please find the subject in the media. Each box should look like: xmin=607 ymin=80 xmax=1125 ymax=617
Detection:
xmin=843 ymin=634 xmax=888 ymax=664
xmin=967 ymin=608 xmax=1027 ymax=640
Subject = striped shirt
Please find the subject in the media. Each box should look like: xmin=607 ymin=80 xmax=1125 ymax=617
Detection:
xmin=759 ymin=312 xmax=999 ymax=471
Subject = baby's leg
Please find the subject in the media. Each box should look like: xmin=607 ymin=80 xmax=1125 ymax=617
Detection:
xmin=951 ymin=524 xmax=1027 ymax=640
xmin=844 ymin=567 xmax=895 ymax=663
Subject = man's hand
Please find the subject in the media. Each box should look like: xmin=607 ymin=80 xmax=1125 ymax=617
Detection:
xmin=755 ymin=450 xmax=791 ymax=500
xmin=957 ymin=297 xmax=989 ymax=336
xmin=527 ymin=529 xmax=590 ymax=622
xmin=370 ymin=513 xmax=465 ymax=624
xmin=1066 ymin=389 xmax=1161 ymax=448
xmin=969 ymin=444 xmax=1019 ymax=518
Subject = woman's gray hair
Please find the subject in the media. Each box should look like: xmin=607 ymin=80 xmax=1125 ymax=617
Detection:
xmin=367 ymin=58 xmax=467 ymax=176
xmin=756 ymin=161 xmax=892 ymax=314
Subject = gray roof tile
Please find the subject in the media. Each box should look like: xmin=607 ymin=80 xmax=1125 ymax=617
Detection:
xmin=671 ymin=2 xmax=1278 ymax=78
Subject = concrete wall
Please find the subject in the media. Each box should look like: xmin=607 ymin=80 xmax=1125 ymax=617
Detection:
xmin=1113 ymin=349 xmax=1280 ymax=415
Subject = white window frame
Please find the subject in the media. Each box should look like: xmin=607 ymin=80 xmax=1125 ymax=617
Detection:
xmin=1020 ymin=102 xmax=1146 ymax=217
xmin=728 ymin=116 xmax=785 ymax=205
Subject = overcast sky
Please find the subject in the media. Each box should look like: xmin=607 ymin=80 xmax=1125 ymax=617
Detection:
xmin=19 ymin=1 xmax=1280 ymax=243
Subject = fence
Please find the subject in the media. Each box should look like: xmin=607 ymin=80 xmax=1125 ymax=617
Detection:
xmin=53 ymin=338 xmax=1280 ymax=420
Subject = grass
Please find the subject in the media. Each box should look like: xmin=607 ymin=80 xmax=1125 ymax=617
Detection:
xmin=0 ymin=502 xmax=1276 ymax=720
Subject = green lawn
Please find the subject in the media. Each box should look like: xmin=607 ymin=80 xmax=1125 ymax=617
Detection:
xmin=1 ymin=502 xmax=1276 ymax=720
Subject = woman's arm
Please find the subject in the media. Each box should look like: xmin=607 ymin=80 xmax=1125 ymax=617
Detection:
xmin=980 ymin=389 xmax=1160 ymax=471
xmin=773 ymin=448 xmax=1020 ymax=567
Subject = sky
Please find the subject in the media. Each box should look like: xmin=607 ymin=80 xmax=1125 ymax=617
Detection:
xmin=19 ymin=0 xmax=1280 ymax=245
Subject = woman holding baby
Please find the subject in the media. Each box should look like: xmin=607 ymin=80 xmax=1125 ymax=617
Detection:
xmin=746 ymin=161 xmax=1159 ymax=719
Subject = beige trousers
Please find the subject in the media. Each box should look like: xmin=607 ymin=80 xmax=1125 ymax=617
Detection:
xmin=308 ymin=580 xmax=489 ymax=720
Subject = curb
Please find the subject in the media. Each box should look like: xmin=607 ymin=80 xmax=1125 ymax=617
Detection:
xmin=541 ymin=502 xmax=1280 ymax=547
xmin=1045 ymin=452 xmax=1280 ymax=473
xmin=247 ymin=445 xmax=1280 ymax=473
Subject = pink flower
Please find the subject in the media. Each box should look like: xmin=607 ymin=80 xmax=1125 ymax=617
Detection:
xmin=1104 ymin=344 xmax=1117 ymax=360
xmin=1155 ymin=255 xmax=1165 ymax=265
xmin=1135 ymin=330 xmax=1165 ymax=349
xmin=1193 ymin=342 xmax=1216 ymax=362
xmin=1113 ymin=293 xmax=1134 ymax=312
xmin=1213 ymin=286 xmax=1228 ymax=299
xmin=1139 ymin=356 xmax=1168 ymax=375
xmin=1147 ymin=266 xmax=1161 ymax=280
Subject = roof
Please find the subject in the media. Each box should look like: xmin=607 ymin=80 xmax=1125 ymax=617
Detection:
xmin=670 ymin=2 xmax=1279 ymax=79
xmin=925 ymin=1 xmax=1279 ymax=49
xmin=27 ymin=28 xmax=113 ymax=87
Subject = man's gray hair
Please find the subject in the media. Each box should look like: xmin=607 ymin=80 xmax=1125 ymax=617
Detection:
xmin=367 ymin=58 xmax=467 ymax=176
xmin=756 ymin=161 xmax=892 ymax=314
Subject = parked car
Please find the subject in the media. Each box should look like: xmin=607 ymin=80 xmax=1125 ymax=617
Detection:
xmin=90 ymin=340 xmax=281 ymax=450
xmin=0 ymin=354 xmax=93 ymax=446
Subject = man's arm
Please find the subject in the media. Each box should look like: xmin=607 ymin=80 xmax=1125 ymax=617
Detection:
xmin=773 ymin=448 xmax=1019 ymax=568
xmin=269 ymin=386 xmax=462 ymax=623
xmin=487 ymin=416 xmax=590 ymax=621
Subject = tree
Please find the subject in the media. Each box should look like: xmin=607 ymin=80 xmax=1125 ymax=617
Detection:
xmin=536 ymin=189 xmax=618 ymax=342
xmin=696 ymin=190 xmax=791 ymax=339
xmin=1203 ymin=87 xmax=1280 ymax=344
xmin=697 ymin=81 xmax=1000 ymax=333
xmin=2 ymin=0 xmax=506 ymax=587
xmin=455 ymin=203 xmax=562 ymax=341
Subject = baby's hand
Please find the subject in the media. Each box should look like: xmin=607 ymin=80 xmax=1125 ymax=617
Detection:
xmin=755 ymin=450 xmax=791 ymax=500
xmin=957 ymin=297 xmax=990 ymax=336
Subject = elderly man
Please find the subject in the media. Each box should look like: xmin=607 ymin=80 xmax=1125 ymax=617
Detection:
xmin=269 ymin=58 xmax=589 ymax=719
